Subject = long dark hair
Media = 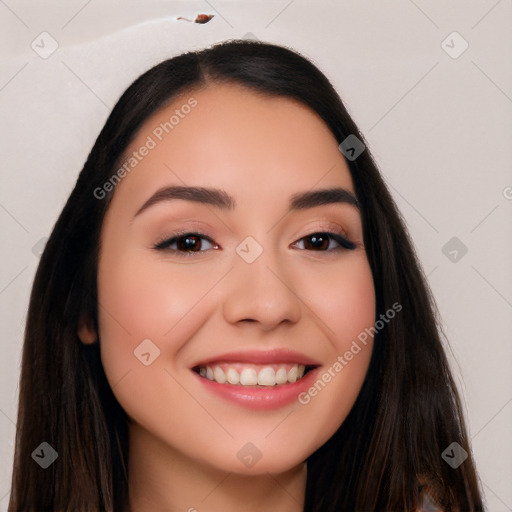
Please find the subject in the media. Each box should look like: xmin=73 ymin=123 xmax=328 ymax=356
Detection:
xmin=9 ymin=39 xmax=483 ymax=511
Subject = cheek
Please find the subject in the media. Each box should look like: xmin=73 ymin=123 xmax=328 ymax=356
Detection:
xmin=95 ymin=250 xmax=227 ymax=439
xmin=98 ymin=248 xmax=221 ymax=339
xmin=295 ymin=254 xmax=376 ymax=345
xmin=95 ymin=248 xmax=219 ymax=384
xmin=290 ymin=256 xmax=376 ymax=442
xmin=330 ymin=262 xmax=375 ymax=344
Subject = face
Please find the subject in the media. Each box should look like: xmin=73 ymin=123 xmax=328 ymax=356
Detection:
xmin=85 ymin=83 xmax=375 ymax=475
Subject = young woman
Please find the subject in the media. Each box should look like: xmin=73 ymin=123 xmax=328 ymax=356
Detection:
xmin=9 ymin=40 xmax=484 ymax=511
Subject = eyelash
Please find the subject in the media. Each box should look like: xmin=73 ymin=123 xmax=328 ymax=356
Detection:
xmin=153 ymin=230 xmax=356 ymax=256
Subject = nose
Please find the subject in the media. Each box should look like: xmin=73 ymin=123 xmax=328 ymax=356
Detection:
xmin=222 ymin=249 xmax=302 ymax=331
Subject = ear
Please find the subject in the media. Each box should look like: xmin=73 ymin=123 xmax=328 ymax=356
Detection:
xmin=77 ymin=314 xmax=98 ymax=345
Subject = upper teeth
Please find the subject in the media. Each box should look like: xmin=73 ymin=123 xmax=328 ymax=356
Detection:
xmin=198 ymin=364 xmax=306 ymax=386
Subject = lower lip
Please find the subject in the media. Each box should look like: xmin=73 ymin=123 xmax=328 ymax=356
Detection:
xmin=193 ymin=368 xmax=320 ymax=410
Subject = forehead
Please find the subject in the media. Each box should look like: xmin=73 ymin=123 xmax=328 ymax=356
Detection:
xmin=110 ymin=83 xmax=354 ymax=209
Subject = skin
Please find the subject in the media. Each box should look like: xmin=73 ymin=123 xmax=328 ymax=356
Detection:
xmin=79 ymin=83 xmax=376 ymax=512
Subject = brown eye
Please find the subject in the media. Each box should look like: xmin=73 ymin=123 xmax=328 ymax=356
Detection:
xmin=176 ymin=235 xmax=202 ymax=252
xmin=293 ymin=232 xmax=356 ymax=252
xmin=154 ymin=233 xmax=217 ymax=253
xmin=303 ymin=234 xmax=330 ymax=250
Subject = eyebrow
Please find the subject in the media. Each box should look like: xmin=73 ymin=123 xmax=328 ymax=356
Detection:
xmin=289 ymin=187 xmax=359 ymax=210
xmin=134 ymin=186 xmax=235 ymax=216
xmin=134 ymin=185 xmax=359 ymax=218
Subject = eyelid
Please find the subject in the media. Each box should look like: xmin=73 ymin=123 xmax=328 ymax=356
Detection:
xmin=292 ymin=220 xmax=352 ymax=241
xmin=289 ymin=219 xmax=357 ymax=250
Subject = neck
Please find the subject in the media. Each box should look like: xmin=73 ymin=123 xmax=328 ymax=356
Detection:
xmin=127 ymin=422 xmax=307 ymax=512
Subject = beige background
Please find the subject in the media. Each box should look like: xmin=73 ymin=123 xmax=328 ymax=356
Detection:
xmin=1 ymin=1 xmax=511 ymax=509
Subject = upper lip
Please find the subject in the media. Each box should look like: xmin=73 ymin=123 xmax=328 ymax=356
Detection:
xmin=192 ymin=349 xmax=321 ymax=368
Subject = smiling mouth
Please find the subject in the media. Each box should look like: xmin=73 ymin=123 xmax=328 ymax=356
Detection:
xmin=193 ymin=363 xmax=316 ymax=387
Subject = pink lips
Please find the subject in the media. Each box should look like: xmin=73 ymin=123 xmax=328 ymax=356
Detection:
xmin=192 ymin=348 xmax=321 ymax=367
xmin=191 ymin=349 xmax=321 ymax=410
